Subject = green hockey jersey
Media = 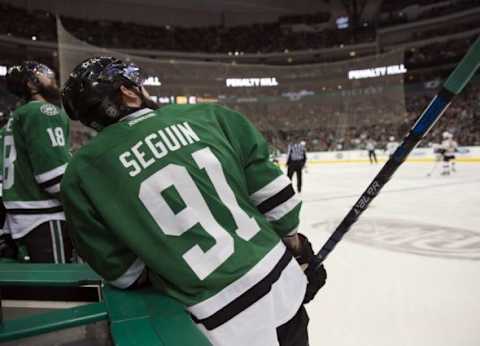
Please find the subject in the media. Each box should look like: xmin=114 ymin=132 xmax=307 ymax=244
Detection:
xmin=3 ymin=101 xmax=71 ymax=238
xmin=61 ymin=104 xmax=302 ymax=317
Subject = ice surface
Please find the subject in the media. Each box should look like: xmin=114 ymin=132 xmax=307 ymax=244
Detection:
xmin=296 ymin=162 xmax=480 ymax=346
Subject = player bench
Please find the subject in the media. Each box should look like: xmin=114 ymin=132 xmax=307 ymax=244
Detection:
xmin=0 ymin=263 xmax=212 ymax=346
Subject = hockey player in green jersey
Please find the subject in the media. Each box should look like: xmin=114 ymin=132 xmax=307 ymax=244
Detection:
xmin=4 ymin=62 xmax=73 ymax=263
xmin=0 ymin=116 xmax=18 ymax=260
xmin=61 ymin=57 xmax=327 ymax=346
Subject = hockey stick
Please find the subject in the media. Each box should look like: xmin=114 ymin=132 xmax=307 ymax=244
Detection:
xmin=314 ymin=36 xmax=480 ymax=266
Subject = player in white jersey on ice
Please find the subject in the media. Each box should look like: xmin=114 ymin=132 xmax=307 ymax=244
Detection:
xmin=440 ymin=131 xmax=458 ymax=175
xmin=386 ymin=136 xmax=399 ymax=158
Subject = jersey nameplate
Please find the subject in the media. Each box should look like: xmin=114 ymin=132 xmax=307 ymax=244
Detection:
xmin=119 ymin=121 xmax=200 ymax=177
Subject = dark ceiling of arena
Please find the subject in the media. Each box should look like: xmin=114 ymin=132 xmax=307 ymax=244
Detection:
xmin=0 ymin=0 xmax=332 ymax=27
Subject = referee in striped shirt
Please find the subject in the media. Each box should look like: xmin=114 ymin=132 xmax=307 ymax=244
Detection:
xmin=287 ymin=141 xmax=307 ymax=193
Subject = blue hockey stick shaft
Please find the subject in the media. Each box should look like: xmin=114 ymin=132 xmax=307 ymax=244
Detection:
xmin=315 ymin=36 xmax=480 ymax=265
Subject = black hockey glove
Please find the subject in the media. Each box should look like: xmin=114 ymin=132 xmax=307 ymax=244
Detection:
xmin=293 ymin=233 xmax=327 ymax=304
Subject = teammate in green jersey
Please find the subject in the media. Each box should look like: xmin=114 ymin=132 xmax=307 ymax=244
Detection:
xmin=4 ymin=61 xmax=73 ymax=263
xmin=0 ymin=115 xmax=18 ymax=260
xmin=61 ymin=57 xmax=327 ymax=346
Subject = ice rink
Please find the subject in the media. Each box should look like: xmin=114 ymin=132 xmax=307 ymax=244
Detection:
xmin=296 ymin=161 xmax=480 ymax=346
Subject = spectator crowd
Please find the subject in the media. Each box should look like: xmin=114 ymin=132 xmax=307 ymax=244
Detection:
xmin=240 ymin=83 xmax=480 ymax=153
xmin=1 ymin=1 xmax=479 ymax=153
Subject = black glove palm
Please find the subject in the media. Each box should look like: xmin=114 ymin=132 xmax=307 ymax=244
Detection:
xmin=293 ymin=234 xmax=327 ymax=304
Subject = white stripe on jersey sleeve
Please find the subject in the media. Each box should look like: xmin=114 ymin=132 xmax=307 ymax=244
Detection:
xmin=250 ymin=175 xmax=291 ymax=206
xmin=285 ymin=226 xmax=299 ymax=237
xmin=4 ymin=199 xmax=62 ymax=209
xmin=108 ymin=257 xmax=146 ymax=289
xmin=263 ymin=196 xmax=301 ymax=222
xmin=35 ymin=163 xmax=67 ymax=184
xmin=45 ymin=183 xmax=61 ymax=194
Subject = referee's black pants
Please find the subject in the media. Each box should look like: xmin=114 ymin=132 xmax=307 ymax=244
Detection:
xmin=287 ymin=161 xmax=304 ymax=192
xmin=368 ymin=150 xmax=377 ymax=164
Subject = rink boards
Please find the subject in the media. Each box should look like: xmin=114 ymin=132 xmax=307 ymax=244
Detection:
xmin=279 ymin=146 xmax=480 ymax=164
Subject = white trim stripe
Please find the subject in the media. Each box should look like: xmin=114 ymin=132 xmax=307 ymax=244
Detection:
xmin=35 ymin=164 xmax=67 ymax=184
xmin=49 ymin=222 xmax=58 ymax=264
xmin=188 ymin=241 xmax=286 ymax=319
xmin=250 ymin=175 xmax=291 ymax=206
xmin=108 ymin=258 xmax=146 ymax=289
xmin=56 ymin=220 xmax=66 ymax=263
xmin=264 ymin=196 xmax=301 ymax=222
xmin=2 ymin=300 xmax=87 ymax=309
xmin=286 ymin=226 xmax=299 ymax=237
xmin=45 ymin=183 xmax=61 ymax=194
xmin=119 ymin=108 xmax=153 ymax=122
xmin=4 ymin=199 xmax=62 ymax=209
xmin=192 ymin=260 xmax=307 ymax=346
xmin=7 ymin=212 xmax=65 ymax=239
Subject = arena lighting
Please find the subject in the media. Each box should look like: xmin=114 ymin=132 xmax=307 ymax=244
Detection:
xmin=226 ymin=77 xmax=279 ymax=87
xmin=336 ymin=16 xmax=349 ymax=29
xmin=176 ymin=96 xmax=188 ymax=104
xmin=0 ymin=65 xmax=7 ymax=77
xmin=348 ymin=64 xmax=407 ymax=80
xmin=155 ymin=96 xmax=171 ymax=104
xmin=143 ymin=76 xmax=161 ymax=86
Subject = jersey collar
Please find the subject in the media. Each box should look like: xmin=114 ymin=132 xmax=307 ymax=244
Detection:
xmin=120 ymin=108 xmax=154 ymax=123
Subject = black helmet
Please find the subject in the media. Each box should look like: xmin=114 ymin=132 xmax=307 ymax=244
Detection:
xmin=6 ymin=61 xmax=55 ymax=99
xmin=61 ymin=56 xmax=145 ymax=131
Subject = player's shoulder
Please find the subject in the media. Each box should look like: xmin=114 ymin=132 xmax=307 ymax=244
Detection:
xmin=67 ymin=131 xmax=111 ymax=167
xmin=14 ymin=101 xmax=64 ymax=121
xmin=17 ymin=100 xmax=55 ymax=114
